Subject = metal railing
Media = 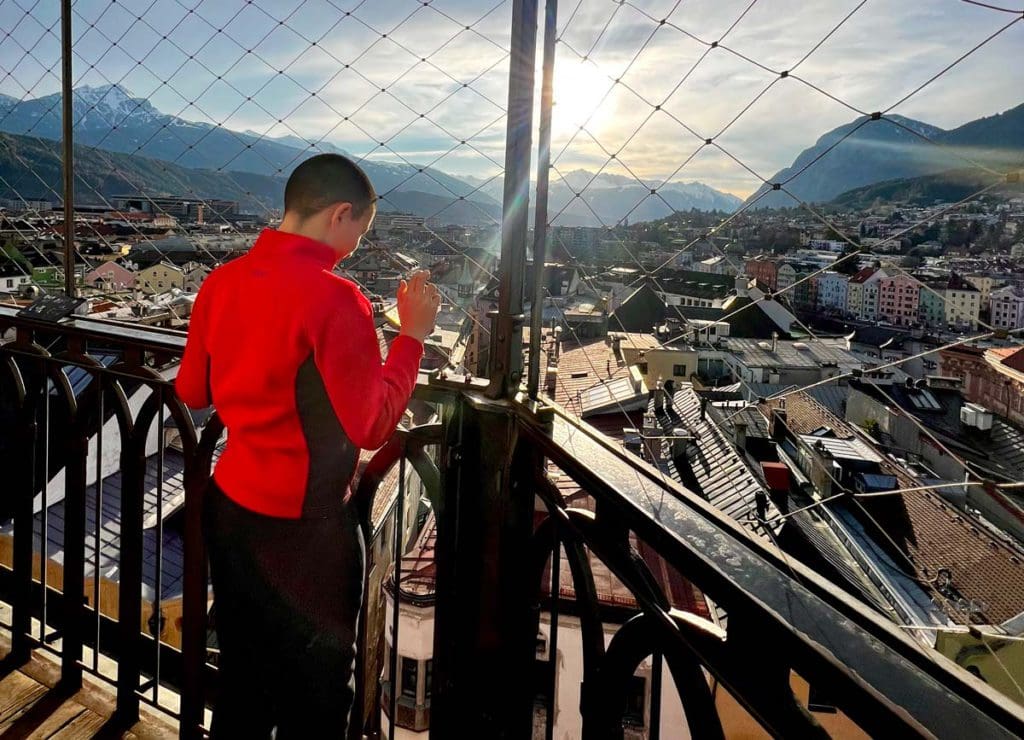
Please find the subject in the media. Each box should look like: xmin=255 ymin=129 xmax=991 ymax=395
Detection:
xmin=2 ymin=0 xmax=1024 ymax=737
xmin=3 ymin=305 xmax=1024 ymax=739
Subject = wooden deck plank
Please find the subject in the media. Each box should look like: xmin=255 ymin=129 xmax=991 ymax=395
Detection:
xmin=45 ymin=705 xmax=108 ymax=739
xmin=0 ymin=670 xmax=49 ymax=730
xmin=13 ymin=696 xmax=89 ymax=740
xmin=0 ymin=630 xmax=181 ymax=739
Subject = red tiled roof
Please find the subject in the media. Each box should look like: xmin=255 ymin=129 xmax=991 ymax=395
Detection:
xmin=848 ymin=267 xmax=877 ymax=284
xmin=1002 ymin=347 xmax=1024 ymax=374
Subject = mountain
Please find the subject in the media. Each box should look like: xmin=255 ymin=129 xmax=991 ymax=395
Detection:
xmin=548 ymin=178 xmax=742 ymax=226
xmin=746 ymin=103 xmax=1024 ymax=208
xmin=0 ymin=84 xmax=496 ymax=206
xmin=242 ymin=130 xmax=348 ymax=157
xmin=830 ymin=169 xmax=1017 ymax=210
xmin=0 ymin=131 xmax=501 ymax=224
xmin=0 ymin=86 xmax=741 ymax=225
xmin=463 ymin=169 xmax=742 ymax=226
xmin=0 ymin=130 xmax=284 ymax=212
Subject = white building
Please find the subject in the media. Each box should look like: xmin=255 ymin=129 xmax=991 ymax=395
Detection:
xmin=855 ymin=268 xmax=887 ymax=321
xmin=775 ymin=263 xmax=797 ymax=292
xmin=990 ymin=285 xmax=1024 ymax=331
xmin=943 ymin=280 xmax=981 ymax=330
xmin=816 ymin=272 xmax=849 ymax=314
xmin=0 ymin=272 xmax=33 ymax=293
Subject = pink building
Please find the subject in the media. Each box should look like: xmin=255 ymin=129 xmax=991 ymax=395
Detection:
xmin=84 ymin=261 xmax=136 ymax=291
xmin=877 ymin=274 xmax=920 ymax=327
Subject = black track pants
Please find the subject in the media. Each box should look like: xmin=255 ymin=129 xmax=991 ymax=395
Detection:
xmin=203 ymin=480 xmax=365 ymax=739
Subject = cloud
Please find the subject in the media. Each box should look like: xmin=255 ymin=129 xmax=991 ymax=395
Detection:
xmin=1 ymin=0 xmax=1021 ymax=196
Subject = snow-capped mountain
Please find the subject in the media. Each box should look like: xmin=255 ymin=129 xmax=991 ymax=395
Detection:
xmin=0 ymin=84 xmax=496 ymax=206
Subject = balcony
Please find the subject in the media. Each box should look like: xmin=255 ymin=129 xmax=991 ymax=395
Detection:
xmin=2 ymin=301 xmax=1024 ymax=739
xmin=2 ymin=0 xmax=1024 ymax=736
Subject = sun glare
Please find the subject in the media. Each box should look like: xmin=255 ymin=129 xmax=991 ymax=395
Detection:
xmin=551 ymin=61 xmax=615 ymax=137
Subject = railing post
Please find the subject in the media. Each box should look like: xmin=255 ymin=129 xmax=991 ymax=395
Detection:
xmin=430 ymin=395 xmax=544 ymax=738
xmin=9 ymin=347 xmax=43 ymax=663
xmin=486 ymin=0 xmax=538 ymax=399
xmin=59 ymin=350 xmax=89 ymax=691
xmin=60 ymin=0 xmax=75 ymax=297
xmin=180 ymin=418 xmax=217 ymax=740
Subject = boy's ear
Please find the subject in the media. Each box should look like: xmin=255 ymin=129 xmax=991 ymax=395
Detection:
xmin=330 ymin=201 xmax=353 ymax=225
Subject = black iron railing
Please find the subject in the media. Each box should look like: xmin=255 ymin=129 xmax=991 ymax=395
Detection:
xmin=3 ymin=307 xmax=1024 ymax=739
xmin=2 ymin=0 xmax=1024 ymax=736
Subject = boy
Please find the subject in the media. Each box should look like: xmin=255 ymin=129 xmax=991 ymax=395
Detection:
xmin=176 ymin=154 xmax=441 ymax=737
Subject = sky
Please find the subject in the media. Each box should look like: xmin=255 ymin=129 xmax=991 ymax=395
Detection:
xmin=1 ymin=0 xmax=1021 ymax=197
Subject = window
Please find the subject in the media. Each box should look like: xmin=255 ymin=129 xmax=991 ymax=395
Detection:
xmin=401 ymin=657 xmax=418 ymax=699
xmin=623 ymin=675 xmax=646 ymax=727
xmin=424 ymin=659 xmax=433 ymax=700
xmin=672 ymin=364 xmax=687 ymax=377
xmin=5 ymin=279 xmax=12 ymax=288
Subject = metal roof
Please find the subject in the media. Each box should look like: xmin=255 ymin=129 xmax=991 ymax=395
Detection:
xmin=579 ymin=375 xmax=647 ymax=418
xmin=724 ymin=337 xmax=863 ymax=370
xmin=655 ymin=384 xmax=781 ymax=537
xmin=799 ymin=434 xmax=883 ymax=464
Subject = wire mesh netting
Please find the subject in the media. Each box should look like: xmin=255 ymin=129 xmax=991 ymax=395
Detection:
xmin=531 ymin=0 xmax=1024 ymax=715
xmin=2 ymin=0 xmax=1024 ymax=731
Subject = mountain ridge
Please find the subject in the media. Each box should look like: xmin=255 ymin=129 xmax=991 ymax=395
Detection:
xmin=745 ymin=103 xmax=1024 ymax=208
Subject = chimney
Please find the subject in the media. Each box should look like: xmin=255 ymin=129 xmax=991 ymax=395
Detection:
xmin=735 ymin=421 xmax=748 ymax=451
xmin=771 ymin=331 xmax=778 ymax=353
xmin=770 ymin=408 xmax=788 ymax=442
xmin=653 ymin=380 xmax=665 ymax=412
xmin=700 ymin=396 xmax=709 ymax=421
xmin=545 ymin=367 xmax=558 ymax=396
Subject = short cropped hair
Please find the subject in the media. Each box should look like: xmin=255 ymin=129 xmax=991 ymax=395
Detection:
xmin=283 ymin=154 xmax=377 ymax=219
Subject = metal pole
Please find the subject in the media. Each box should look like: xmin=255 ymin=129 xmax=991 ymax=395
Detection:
xmin=487 ymin=0 xmax=539 ymax=399
xmin=528 ymin=0 xmax=559 ymax=400
xmin=60 ymin=0 xmax=75 ymax=297
xmin=388 ymin=455 xmax=405 ymax=740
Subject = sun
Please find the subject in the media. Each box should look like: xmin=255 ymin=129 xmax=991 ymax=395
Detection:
xmin=551 ymin=60 xmax=615 ymax=137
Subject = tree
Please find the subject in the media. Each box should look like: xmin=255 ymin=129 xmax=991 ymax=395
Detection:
xmin=0 ymin=240 xmax=31 ymax=271
xmin=834 ymin=245 xmax=861 ymax=275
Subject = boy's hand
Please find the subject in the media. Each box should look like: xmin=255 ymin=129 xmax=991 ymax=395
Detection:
xmin=398 ymin=269 xmax=441 ymax=343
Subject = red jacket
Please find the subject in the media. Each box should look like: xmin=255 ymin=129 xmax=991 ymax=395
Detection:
xmin=175 ymin=228 xmax=423 ymax=518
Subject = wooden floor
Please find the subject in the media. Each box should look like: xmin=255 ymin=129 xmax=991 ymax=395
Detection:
xmin=0 ymin=645 xmax=178 ymax=740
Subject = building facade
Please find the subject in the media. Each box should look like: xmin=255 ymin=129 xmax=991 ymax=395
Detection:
xmin=943 ymin=273 xmax=981 ymax=330
xmin=137 ymin=261 xmax=185 ymax=294
xmin=917 ymin=282 xmax=947 ymax=329
xmin=877 ymin=274 xmax=920 ymax=326
xmin=846 ymin=267 xmax=876 ymax=319
xmin=745 ymin=257 xmax=778 ymax=291
xmin=990 ymin=285 xmax=1024 ymax=331
xmin=816 ymin=272 xmax=849 ymax=314
xmin=775 ymin=262 xmax=797 ymax=292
